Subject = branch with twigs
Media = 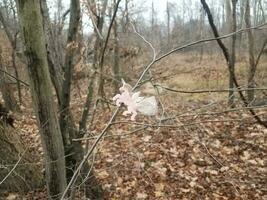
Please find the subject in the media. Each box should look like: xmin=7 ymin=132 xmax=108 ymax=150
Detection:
xmin=62 ymin=20 xmax=267 ymax=198
xmin=73 ymin=107 xmax=267 ymax=142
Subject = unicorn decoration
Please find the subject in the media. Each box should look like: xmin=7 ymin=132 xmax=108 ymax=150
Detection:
xmin=113 ymin=79 xmax=158 ymax=121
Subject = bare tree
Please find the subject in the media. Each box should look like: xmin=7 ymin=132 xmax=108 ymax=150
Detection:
xmin=79 ymin=0 xmax=108 ymax=135
xmin=16 ymin=0 xmax=67 ymax=198
xmin=40 ymin=0 xmax=65 ymax=103
xmin=121 ymin=0 xmax=130 ymax=32
xmin=228 ymin=0 xmax=237 ymax=107
xmin=59 ymin=0 xmax=81 ymax=154
xmin=97 ymin=0 xmax=121 ymax=98
xmin=245 ymin=0 xmax=256 ymax=103
xmin=200 ymin=0 xmax=267 ymax=128
xmin=0 ymin=45 xmax=19 ymax=111
xmin=166 ymin=1 xmax=171 ymax=48
xmin=112 ymin=0 xmax=120 ymax=91
xmin=0 ymin=3 xmax=20 ymax=111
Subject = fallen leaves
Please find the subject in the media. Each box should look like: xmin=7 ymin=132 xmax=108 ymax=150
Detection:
xmin=136 ymin=192 xmax=148 ymax=199
xmin=151 ymin=160 xmax=168 ymax=179
xmin=7 ymin=58 xmax=267 ymax=200
xmin=98 ymin=170 xmax=109 ymax=179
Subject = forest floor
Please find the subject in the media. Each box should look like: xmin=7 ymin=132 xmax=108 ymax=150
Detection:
xmin=3 ymin=54 xmax=267 ymax=199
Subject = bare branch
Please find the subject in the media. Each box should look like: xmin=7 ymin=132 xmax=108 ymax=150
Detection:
xmin=0 ymin=68 xmax=29 ymax=87
xmin=0 ymin=150 xmax=26 ymax=185
xmin=60 ymin=108 xmax=120 ymax=199
xmin=155 ymin=84 xmax=267 ymax=94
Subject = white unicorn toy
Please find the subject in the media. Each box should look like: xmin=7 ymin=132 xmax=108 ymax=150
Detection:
xmin=113 ymin=79 xmax=158 ymax=121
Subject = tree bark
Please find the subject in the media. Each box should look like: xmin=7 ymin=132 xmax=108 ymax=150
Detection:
xmin=16 ymin=0 xmax=67 ymax=198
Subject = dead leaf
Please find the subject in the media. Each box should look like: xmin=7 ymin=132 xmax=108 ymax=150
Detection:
xmin=98 ymin=170 xmax=109 ymax=179
xmin=117 ymin=177 xmax=123 ymax=185
xmin=155 ymin=190 xmax=165 ymax=197
xmin=142 ymin=135 xmax=152 ymax=142
xmin=6 ymin=194 xmax=19 ymax=200
xmin=136 ymin=192 xmax=148 ymax=199
xmin=155 ymin=183 xmax=165 ymax=191
xmin=241 ymin=150 xmax=250 ymax=161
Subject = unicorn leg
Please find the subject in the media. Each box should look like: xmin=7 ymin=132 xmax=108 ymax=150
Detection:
xmin=112 ymin=94 xmax=120 ymax=101
xmin=130 ymin=110 xmax=137 ymax=121
xmin=123 ymin=110 xmax=131 ymax=116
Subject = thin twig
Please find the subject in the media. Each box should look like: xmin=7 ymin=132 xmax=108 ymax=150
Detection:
xmin=155 ymin=84 xmax=267 ymax=94
xmin=0 ymin=68 xmax=29 ymax=86
xmin=60 ymin=108 xmax=120 ymax=199
xmin=0 ymin=150 xmax=26 ymax=185
xmin=86 ymin=0 xmax=104 ymax=40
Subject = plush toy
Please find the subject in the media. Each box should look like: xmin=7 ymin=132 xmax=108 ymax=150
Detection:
xmin=113 ymin=79 xmax=158 ymax=121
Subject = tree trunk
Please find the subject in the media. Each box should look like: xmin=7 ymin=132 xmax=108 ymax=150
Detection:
xmin=166 ymin=1 xmax=171 ymax=48
xmin=98 ymin=0 xmax=121 ymax=98
xmin=112 ymin=1 xmax=120 ymax=91
xmin=40 ymin=0 xmax=64 ymax=103
xmin=238 ymin=0 xmax=246 ymax=51
xmin=12 ymin=48 xmax=22 ymax=105
xmin=79 ymin=0 xmax=107 ymax=133
xmin=228 ymin=0 xmax=237 ymax=108
xmin=151 ymin=2 xmax=155 ymax=44
xmin=59 ymin=0 xmax=81 ymax=149
xmin=245 ymin=0 xmax=256 ymax=103
xmin=55 ymin=1 xmax=103 ymax=198
xmin=0 ymin=46 xmax=20 ymax=111
xmin=16 ymin=0 xmax=67 ymax=198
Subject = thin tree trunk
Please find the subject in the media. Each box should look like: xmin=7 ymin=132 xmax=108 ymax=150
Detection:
xmin=151 ymin=2 xmax=155 ymax=44
xmin=228 ymin=0 xmax=237 ymax=107
xmin=112 ymin=1 xmax=120 ymax=91
xmin=245 ymin=0 xmax=256 ymax=103
xmin=79 ymin=0 xmax=108 ymax=134
xmin=121 ymin=0 xmax=129 ymax=32
xmin=59 ymin=0 xmax=81 ymax=149
xmin=166 ymin=1 xmax=171 ymax=48
xmin=11 ymin=34 xmax=22 ymax=105
xmin=0 ymin=46 xmax=19 ymax=111
xmin=238 ymin=0 xmax=246 ymax=50
xmin=40 ymin=0 xmax=64 ymax=104
xmin=16 ymin=0 xmax=67 ymax=198
xmin=98 ymin=0 xmax=121 ymax=98
xmin=56 ymin=1 xmax=103 ymax=198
